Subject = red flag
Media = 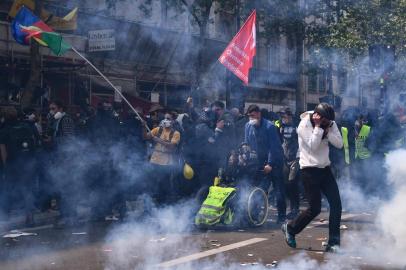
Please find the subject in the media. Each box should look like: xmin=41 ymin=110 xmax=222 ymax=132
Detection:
xmin=219 ymin=10 xmax=256 ymax=85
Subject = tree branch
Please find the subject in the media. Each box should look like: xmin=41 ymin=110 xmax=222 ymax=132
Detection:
xmin=179 ymin=0 xmax=202 ymax=26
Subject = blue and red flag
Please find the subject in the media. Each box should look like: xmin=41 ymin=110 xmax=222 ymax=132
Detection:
xmin=12 ymin=6 xmax=53 ymax=45
xmin=11 ymin=6 xmax=71 ymax=56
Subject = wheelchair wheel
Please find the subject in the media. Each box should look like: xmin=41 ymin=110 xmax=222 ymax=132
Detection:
xmin=246 ymin=187 xmax=269 ymax=227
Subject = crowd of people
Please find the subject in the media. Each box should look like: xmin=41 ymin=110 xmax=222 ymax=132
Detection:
xmin=0 ymin=96 xmax=403 ymax=234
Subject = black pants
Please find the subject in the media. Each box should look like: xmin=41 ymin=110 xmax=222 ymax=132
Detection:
xmin=1 ymin=157 xmax=36 ymax=216
xmin=284 ymin=161 xmax=300 ymax=214
xmin=288 ymin=167 xmax=342 ymax=246
xmin=148 ymin=163 xmax=176 ymax=205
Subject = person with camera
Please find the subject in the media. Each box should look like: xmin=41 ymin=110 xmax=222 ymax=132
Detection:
xmin=282 ymin=103 xmax=343 ymax=252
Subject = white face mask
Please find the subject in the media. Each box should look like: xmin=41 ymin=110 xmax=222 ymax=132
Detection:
xmin=161 ymin=119 xmax=172 ymax=128
xmin=54 ymin=112 xmax=65 ymax=120
xmin=249 ymin=118 xmax=259 ymax=126
xmin=28 ymin=114 xmax=36 ymax=121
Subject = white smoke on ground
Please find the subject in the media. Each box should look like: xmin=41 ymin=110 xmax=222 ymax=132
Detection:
xmin=373 ymin=150 xmax=406 ymax=265
xmin=326 ymin=150 xmax=406 ymax=268
xmin=338 ymin=177 xmax=382 ymax=213
xmin=104 ymin=150 xmax=406 ymax=270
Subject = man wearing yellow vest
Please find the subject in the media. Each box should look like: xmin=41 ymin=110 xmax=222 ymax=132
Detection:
xmin=350 ymin=115 xmax=372 ymax=191
xmin=354 ymin=116 xmax=372 ymax=161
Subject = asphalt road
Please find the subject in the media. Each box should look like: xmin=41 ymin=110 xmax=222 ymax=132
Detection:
xmin=0 ymin=208 xmax=390 ymax=270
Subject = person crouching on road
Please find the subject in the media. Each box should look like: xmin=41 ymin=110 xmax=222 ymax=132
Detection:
xmin=146 ymin=112 xmax=180 ymax=205
xmin=282 ymin=103 xmax=343 ymax=252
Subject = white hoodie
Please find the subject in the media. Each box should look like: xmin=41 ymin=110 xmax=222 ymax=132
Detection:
xmin=298 ymin=111 xmax=343 ymax=169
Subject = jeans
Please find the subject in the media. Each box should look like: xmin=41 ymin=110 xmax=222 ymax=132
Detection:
xmin=288 ymin=166 xmax=342 ymax=246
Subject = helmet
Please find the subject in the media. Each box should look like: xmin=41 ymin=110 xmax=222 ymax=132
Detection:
xmin=314 ymin=103 xmax=335 ymax=121
xmin=183 ymin=163 xmax=194 ymax=180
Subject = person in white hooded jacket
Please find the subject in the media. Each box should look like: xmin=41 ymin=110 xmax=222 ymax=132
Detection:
xmin=282 ymin=103 xmax=343 ymax=252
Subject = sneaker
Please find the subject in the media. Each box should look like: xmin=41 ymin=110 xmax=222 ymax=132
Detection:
xmin=281 ymin=223 xmax=296 ymax=248
xmin=325 ymin=244 xmax=340 ymax=253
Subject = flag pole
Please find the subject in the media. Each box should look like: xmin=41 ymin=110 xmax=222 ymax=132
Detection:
xmin=71 ymin=47 xmax=151 ymax=132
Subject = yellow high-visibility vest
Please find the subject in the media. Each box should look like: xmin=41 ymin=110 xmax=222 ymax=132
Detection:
xmin=341 ymin=127 xmax=350 ymax=165
xmin=195 ymin=186 xmax=236 ymax=226
xmin=355 ymin=125 xmax=371 ymax=160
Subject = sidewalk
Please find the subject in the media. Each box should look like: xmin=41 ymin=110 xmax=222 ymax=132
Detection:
xmin=0 ymin=210 xmax=59 ymax=232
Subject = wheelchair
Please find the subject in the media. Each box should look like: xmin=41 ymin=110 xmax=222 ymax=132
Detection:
xmin=194 ymin=144 xmax=269 ymax=228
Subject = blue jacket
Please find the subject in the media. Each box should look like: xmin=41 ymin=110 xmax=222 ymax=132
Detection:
xmin=244 ymin=119 xmax=284 ymax=167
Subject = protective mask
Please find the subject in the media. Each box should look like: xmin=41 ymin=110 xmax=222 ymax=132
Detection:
xmin=0 ymin=117 xmax=4 ymax=123
xmin=161 ymin=119 xmax=172 ymax=128
xmin=249 ymin=118 xmax=259 ymax=126
xmin=49 ymin=110 xmax=56 ymax=116
xmin=54 ymin=112 xmax=65 ymax=120
xmin=28 ymin=114 xmax=36 ymax=121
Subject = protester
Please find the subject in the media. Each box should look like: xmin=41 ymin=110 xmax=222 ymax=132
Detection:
xmin=147 ymin=112 xmax=181 ymax=204
xmin=365 ymin=111 xmax=402 ymax=196
xmin=282 ymin=103 xmax=343 ymax=252
xmin=46 ymin=101 xmax=77 ymax=227
xmin=211 ymin=101 xmax=236 ymax=165
xmin=0 ymin=107 xmax=37 ymax=225
xmin=279 ymin=109 xmax=300 ymax=220
xmin=87 ymin=101 xmax=121 ymax=221
xmin=244 ymin=104 xmax=286 ymax=223
xmin=230 ymin=107 xmax=247 ymax=147
xmin=46 ymin=100 xmax=75 ymax=147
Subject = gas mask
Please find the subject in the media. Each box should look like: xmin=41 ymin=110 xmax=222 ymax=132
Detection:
xmin=161 ymin=119 xmax=172 ymax=128
xmin=28 ymin=114 xmax=36 ymax=121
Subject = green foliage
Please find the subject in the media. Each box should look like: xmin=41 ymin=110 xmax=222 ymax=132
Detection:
xmin=308 ymin=0 xmax=406 ymax=57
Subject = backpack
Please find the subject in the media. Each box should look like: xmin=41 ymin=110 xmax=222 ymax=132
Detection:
xmin=8 ymin=121 xmax=36 ymax=158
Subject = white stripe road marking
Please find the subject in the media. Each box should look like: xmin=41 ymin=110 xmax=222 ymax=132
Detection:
xmin=157 ymin=237 xmax=268 ymax=268
xmin=307 ymin=213 xmax=361 ymax=229
xmin=1 ymin=224 xmax=54 ymax=236
xmin=17 ymin=224 xmax=54 ymax=232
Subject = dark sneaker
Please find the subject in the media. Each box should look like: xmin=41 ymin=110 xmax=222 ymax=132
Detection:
xmin=325 ymin=244 xmax=340 ymax=253
xmin=281 ymin=223 xmax=296 ymax=248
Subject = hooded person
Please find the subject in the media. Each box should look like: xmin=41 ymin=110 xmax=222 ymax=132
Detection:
xmin=282 ymin=103 xmax=343 ymax=252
